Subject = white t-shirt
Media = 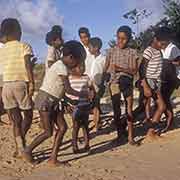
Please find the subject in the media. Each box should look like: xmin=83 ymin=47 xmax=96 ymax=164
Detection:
xmin=0 ymin=42 xmax=4 ymax=76
xmin=161 ymin=43 xmax=180 ymax=79
xmin=90 ymin=54 xmax=106 ymax=86
xmin=45 ymin=46 xmax=62 ymax=73
xmin=40 ymin=60 xmax=68 ymax=99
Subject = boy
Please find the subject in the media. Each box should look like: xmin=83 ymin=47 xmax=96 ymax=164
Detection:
xmin=78 ymin=27 xmax=93 ymax=75
xmin=45 ymin=25 xmax=63 ymax=72
xmin=0 ymin=18 xmax=35 ymax=157
xmin=105 ymin=26 xmax=139 ymax=145
xmin=23 ymin=41 xmax=88 ymax=166
xmin=0 ymin=32 xmax=6 ymax=125
xmin=88 ymin=37 xmax=106 ymax=131
xmin=66 ymin=64 xmax=94 ymax=153
xmin=158 ymin=27 xmax=180 ymax=132
xmin=141 ymin=28 xmax=166 ymax=138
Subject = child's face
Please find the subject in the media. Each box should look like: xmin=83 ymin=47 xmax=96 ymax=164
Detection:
xmin=71 ymin=65 xmax=82 ymax=76
xmin=62 ymin=55 xmax=78 ymax=69
xmin=89 ymin=44 xmax=98 ymax=55
xmin=153 ymin=37 xmax=163 ymax=50
xmin=159 ymin=40 xmax=170 ymax=50
xmin=80 ymin=33 xmax=90 ymax=47
xmin=117 ymin=32 xmax=128 ymax=49
xmin=52 ymin=38 xmax=63 ymax=48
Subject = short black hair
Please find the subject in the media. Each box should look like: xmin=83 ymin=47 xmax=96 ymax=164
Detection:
xmin=154 ymin=27 xmax=172 ymax=41
xmin=89 ymin=37 xmax=103 ymax=49
xmin=117 ymin=26 xmax=132 ymax=41
xmin=45 ymin=25 xmax=63 ymax=46
xmin=78 ymin=27 xmax=90 ymax=37
xmin=63 ymin=40 xmax=86 ymax=64
xmin=0 ymin=18 xmax=21 ymax=37
xmin=51 ymin=25 xmax=63 ymax=36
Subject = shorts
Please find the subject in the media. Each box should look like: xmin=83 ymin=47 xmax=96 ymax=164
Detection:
xmin=2 ymin=81 xmax=32 ymax=110
xmin=146 ymin=79 xmax=161 ymax=91
xmin=35 ymin=90 xmax=59 ymax=112
xmin=72 ymin=104 xmax=91 ymax=126
xmin=110 ymin=75 xmax=133 ymax=98
xmin=0 ymin=75 xmax=3 ymax=88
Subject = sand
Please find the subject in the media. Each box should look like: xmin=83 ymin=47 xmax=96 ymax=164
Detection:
xmin=0 ymin=97 xmax=179 ymax=180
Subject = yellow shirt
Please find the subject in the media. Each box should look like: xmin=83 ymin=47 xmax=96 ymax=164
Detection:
xmin=0 ymin=40 xmax=33 ymax=82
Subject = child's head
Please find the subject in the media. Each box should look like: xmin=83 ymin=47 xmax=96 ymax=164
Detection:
xmin=62 ymin=40 xmax=86 ymax=69
xmin=70 ymin=63 xmax=85 ymax=76
xmin=46 ymin=25 xmax=63 ymax=48
xmin=151 ymin=27 xmax=172 ymax=50
xmin=0 ymin=18 xmax=22 ymax=41
xmin=153 ymin=27 xmax=172 ymax=50
xmin=116 ymin=26 xmax=132 ymax=49
xmin=89 ymin=37 xmax=102 ymax=55
xmin=78 ymin=27 xmax=90 ymax=47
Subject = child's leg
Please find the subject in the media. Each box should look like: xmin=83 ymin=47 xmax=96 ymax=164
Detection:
xmin=143 ymin=98 xmax=151 ymax=123
xmin=93 ymin=106 xmax=100 ymax=131
xmin=82 ymin=120 xmax=90 ymax=150
xmin=125 ymin=95 xmax=135 ymax=144
xmin=72 ymin=120 xmax=80 ymax=153
xmin=48 ymin=111 xmax=68 ymax=166
xmin=23 ymin=111 xmax=53 ymax=163
xmin=21 ymin=109 xmax=33 ymax=147
xmin=110 ymin=84 xmax=121 ymax=138
xmin=151 ymin=91 xmax=166 ymax=124
xmin=7 ymin=108 xmax=23 ymax=156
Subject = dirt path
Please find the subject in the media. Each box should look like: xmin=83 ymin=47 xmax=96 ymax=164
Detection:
xmin=0 ymin=97 xmax=179 ymax=180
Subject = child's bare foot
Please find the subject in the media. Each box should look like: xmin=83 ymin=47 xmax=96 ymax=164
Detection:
xmin=22 ymin=150 xmax=34 ymax=164
xmin=47 ymin=159 xmax=71 ymax=167
xmin=84 ymin=145 xmax=90 ymax=152
xmin=128 ymin=140 xmax=140 ymax=147
xmin=146 ymin=129 xmax=161 ymax=140
xmin=73 ymin=147 xmax=80 ymax=154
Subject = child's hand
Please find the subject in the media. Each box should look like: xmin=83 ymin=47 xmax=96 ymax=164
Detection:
xmin=28 ymin=82 xmax=35 ymax=97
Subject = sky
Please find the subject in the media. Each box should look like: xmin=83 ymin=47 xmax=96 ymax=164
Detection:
xmin=0 ymin=0 xmax=167 ymax=62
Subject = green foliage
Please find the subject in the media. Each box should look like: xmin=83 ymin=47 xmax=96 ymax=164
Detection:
xmin=109 ymin=0 xmax=180 ymax=51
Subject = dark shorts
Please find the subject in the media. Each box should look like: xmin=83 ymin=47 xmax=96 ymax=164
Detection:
xmin=72 ymin=104 xmax=91 ymax=126
xmin=35 ymin=90 xmax=60 ymax=112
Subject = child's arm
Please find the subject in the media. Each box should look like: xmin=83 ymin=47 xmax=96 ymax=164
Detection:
xmin=172 ymin=56 xmax=180 ymax=66
xmin=24 ymin=55 xmax=34 ymax=97
xmin=61 ymin=76 xmax=87 ymax=98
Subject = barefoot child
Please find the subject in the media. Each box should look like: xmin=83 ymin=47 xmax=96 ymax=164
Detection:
xmin=66 ymin=64 xmax=94 ymax=153
xmin=23 ymin=41 xmax=88 ymax=166
xmin=159 ymin=27 xmax=180 ymax=132
xmin=105 ymin=26 xmax=139 ymax=145
xmin=0 ymin=18 xmax=35 ymax=156
xmin=45 ymin=25 xmax=63 ymax=71
xmin=88 ymin=37 xmax=106 ymax=131
xmin=141 ymin=28 xmax=166 ymax=137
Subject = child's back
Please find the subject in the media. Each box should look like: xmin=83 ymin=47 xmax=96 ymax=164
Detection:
xmin=1 ymin=41 xmax=33 ymax=82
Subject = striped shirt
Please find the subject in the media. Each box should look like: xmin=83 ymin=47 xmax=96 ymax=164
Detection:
xmin=66 ymin=75 xmax=92 ymax=105
xmin=0 ymin=40 xmax=33 ymax=82
xmin=143 ymin=46 xmax=162 ymax=80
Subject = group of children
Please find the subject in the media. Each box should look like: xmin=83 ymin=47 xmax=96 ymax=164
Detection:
xmin=0 ymin=18 xmax=179 ymax=166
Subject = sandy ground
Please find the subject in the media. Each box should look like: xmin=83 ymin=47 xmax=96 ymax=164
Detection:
xmin=0 ymin=96 xmax=180 ymax=180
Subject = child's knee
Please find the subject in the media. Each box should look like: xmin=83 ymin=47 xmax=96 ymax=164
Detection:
xmin=60 ymin=124 xmax=67 ymax=134
xmin=44 ymin=129 xmax=53 ymax=138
